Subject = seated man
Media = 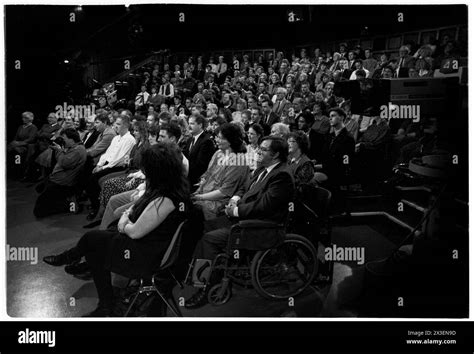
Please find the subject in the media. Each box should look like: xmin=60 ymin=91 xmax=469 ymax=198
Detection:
xmin=86 ymin=113 xmax=116 ymax=167
xmin=23 ymin=112 xmax=61 ymax=181
xmin=33 ymin=128 xmax=87 ymax=218
xmin=184 ymin=136 xmax=295 ymax=309
xmin=85 ymin=115 xmax=136 ymax=220
xmin=8 ymin=111 xmax=38 ymax=176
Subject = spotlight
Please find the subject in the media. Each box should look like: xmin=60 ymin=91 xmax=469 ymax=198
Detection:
xmin=76 ymin=5 xmax=82 ymax=11
xmin=64 ymin=59 xmax=70 ymax=64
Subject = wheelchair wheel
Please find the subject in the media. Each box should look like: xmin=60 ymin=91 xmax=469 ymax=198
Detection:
xmin=208 ymin=283 xmax=232 ymax=306
xmin=250 ymin=234 xmax=318 ymax=300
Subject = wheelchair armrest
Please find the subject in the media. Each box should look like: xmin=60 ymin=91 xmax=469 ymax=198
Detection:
xmin=236 ymin=219 xmax=284 ymax=229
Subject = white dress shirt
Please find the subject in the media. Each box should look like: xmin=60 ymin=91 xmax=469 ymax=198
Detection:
xmin=97 ymin=131 xmax=136 ymax=169
xmin=135 ymin=91 xmax=150 ymax=107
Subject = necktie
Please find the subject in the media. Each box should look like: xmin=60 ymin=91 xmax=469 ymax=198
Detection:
xmin=188 ymin=137 xmax=195 ymax=153
xmin=250 ymin=169 xmax=268 ymax=190
xmin=276 ymin=100 xmax=281 ymax=114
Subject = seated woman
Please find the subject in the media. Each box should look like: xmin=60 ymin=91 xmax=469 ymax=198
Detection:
xmin=98 ymin=121 xmax=150 ymax=209
xmin=287 ymin=131 xmax=315 ymax=188
xmin=246 ymin=123 xmax=264 ymax=173
xmin=83 ymin=121 xmax=151 ymax=227
xmin=192 ymin=123 xmax=250 ymax=222
xmin=43 ymin=143 xmax=190 ymax=317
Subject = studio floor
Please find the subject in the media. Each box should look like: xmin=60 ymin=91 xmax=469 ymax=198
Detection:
xmin=6 ymin=179 xmax=400 ymax=318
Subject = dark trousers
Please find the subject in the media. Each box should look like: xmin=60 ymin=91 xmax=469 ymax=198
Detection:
xmin=86 ymin=166 xmax=126 ymax=210
xmin=193 ymin=216 xmax=234 ymax=261
xmin=33 ymin=180 xmax=74 ymax=218
xmin=69 ymin=230 xmax=115 ymax=308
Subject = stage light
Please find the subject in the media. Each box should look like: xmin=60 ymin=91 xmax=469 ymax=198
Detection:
xmin=64 ymin=59 xmax=69 ymax=64
xmin=76 ymin=5 xmax=82 ymax=11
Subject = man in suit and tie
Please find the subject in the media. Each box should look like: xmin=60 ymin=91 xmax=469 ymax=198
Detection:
xmin=184 ymin=114 xmax=216 ymax=189
xmin=215 ymin=56 xmax=228 ymax=85
xmin=82 ymin=115 xmax=101 ymax=149
xmin=185 ymin=136 xmax=294 ymax=308
xmin=396 ymin=45 xmax=416 ymax=78
xmin=261 ymin=99 xmax=279 ymax=136
xmin=273 ymin=88 xmax=292 ymax=119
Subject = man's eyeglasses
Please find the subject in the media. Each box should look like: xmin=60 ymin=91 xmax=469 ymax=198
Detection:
xmin=259 ymin=146 xmax=271 ymax=152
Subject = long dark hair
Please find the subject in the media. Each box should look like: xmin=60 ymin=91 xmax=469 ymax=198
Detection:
xmin=130 ymin=142 xmax=190 ymax=221
xmin=217 ymin=123 xmax=247 ymax=153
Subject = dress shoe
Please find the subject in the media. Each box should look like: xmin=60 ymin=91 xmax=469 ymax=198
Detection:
xmin=184 ymin=289 xmax=208 ymax=309
xmin=83 ymin=219 xmax=101 ymax=229
xmin=43 ymin=249 xmax=80 ymax=267
xmin=82 ymin=305 xmax=112 ymax=317
xmin=65 ymin=261 xmax=90 ymax=276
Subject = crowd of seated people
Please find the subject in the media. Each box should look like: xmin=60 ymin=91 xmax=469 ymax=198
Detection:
xmin=6 ymin=38 xmax=464 ymax=316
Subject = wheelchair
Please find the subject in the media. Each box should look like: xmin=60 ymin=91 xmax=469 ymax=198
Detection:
xmin=186 ymin=184 xmax=332 ymax=306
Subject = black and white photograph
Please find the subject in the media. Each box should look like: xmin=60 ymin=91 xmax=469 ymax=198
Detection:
xmin=4 ymin=3 xmax=469 ymax=322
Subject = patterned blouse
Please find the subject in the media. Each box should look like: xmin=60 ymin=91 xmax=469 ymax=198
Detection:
xmin=194 ymin=150 xmax=250 ymax=220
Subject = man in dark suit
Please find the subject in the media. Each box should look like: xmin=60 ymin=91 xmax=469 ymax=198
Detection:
xmin=261 ymin=99 xmax=279 ymax=135
xmin=396 ymin=45 xmax=416 ymax=78
xmin=315 ymin=108 xmax=355 ymax=211
xmin=183 ymin=114 xmax=216 ymax=189
xmin=185 ymin=136 xmax=295 ymax=308
xmin=82 ymin=115 xmax=101 ymax=149
xmin=272 ymin=88 xmax=292 ymax=119
xmin=316 ymin=108 xmax=355 ymax=186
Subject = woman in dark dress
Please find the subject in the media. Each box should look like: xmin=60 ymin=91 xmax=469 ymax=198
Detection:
xmin=43 ymin=143 xmax=190 ymax=317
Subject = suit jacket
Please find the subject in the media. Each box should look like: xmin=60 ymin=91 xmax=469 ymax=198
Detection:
xmin=273 ymin=99 xmax=291 ymax=118
xmin=320 ymin=127 xmax=355 ymax=184
xmin=183 ymin=131 xmax=216 ymax=187
xmin=82 ymin=129 xmax=101 ymax=149
xmin=216 ymin=62 xmax=228 ymax=77
xmin=262 ymin=111 xmax=280 ymax=127
xmin=237 ymin=162 xmax=294 ymax=222
xmin=261 ymin=111 xmax=279 ymax=135
xmin=87 ymin=126 xmax=116 ymax=164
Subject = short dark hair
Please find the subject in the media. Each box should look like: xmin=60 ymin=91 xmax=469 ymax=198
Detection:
xmin=158 ymin=111 xmax=172 ymax=123
xmin=328 ymin=107 xmax=347 ymax=119
xmin=262 ymin=136 xmax=288 ymax=163
xmin=216 ymin=123 xmax=246 ymax=153
xmin=160 ymin=122 xmax=182 ymax=141
xmin=61 ymin=128 xmax=81 ymax=142
xmin=191 ymin=114 xmax=207 ymax=129
xmin=148 ymin=124 xmax=159 ymax=137
xmin=95 ymin=112 xmax=109 ymax=124
xmin=288 ymin=131 xmax=310 ymax=156
xmin=262 ymin=99 xmax=273 ymax=107
xmin=117 ymin=115 xmax=130 ymax=127
xmin=355 ymin=69 xmax=366 ymax=78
